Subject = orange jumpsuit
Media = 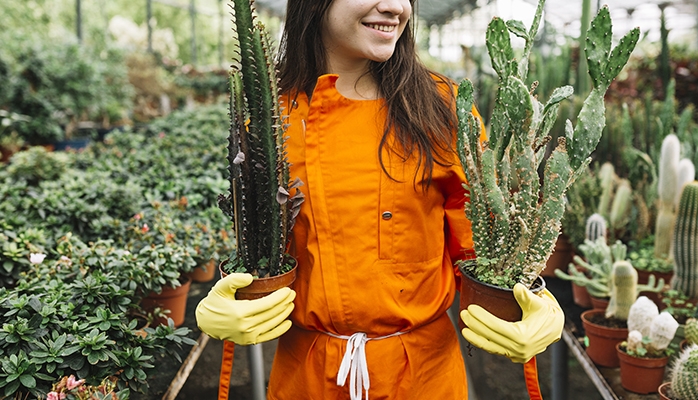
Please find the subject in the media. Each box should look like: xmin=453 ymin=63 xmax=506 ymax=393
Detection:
xmin=267 ymin=74 xmax=481 ymax=400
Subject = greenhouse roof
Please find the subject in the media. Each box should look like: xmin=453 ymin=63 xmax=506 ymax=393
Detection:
xmin=254 ymin=0 xmax=696 ymax=42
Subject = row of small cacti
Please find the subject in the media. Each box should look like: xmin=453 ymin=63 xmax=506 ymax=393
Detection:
xmin=555 ymin=238 xmax=664 ymax=319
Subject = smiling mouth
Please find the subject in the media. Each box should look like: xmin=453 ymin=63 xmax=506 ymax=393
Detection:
xmin=364 ymin=23 xmax=396 ymax=33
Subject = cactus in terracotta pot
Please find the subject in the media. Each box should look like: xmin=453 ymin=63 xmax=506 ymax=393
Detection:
xmin=219 ymin=0 xmax=304 ymax=278
xmin=672 ymin=181 xmax=698 ymax=298
xmin=671 ymin=344 xmax=698 ymax=399
xmin=606 ymin=259 xmax=638 ymax=320
xmin=455 ymin=1 xmax=639 ymax=289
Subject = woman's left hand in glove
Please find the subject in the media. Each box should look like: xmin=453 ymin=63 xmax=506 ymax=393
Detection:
xmin=460 ymin=283 xmax=564 ymax=363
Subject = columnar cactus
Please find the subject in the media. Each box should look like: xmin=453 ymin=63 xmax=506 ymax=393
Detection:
xmin=677 ymin=159 xmax=696 ymax=210
xmin=455 ymin=1 xmax=639 ymax=288
xmin=220 ymin=0 xmax=304 ymax=277
xmin=597 ymin=162 xmax=616 ymax=221
xmin=685 ymin=318 xmax=698 ymax=345
xmin=609 ymin=179 xmax=632 ymax=234
xmin=672 ymin=181 xmax=698 ymax=298
xmin=671 ymin=344 xmax=698 ymax=400
xmin=585 ymin=213 xmax=607 ymax=242
xmin=655 ymin=134 xmax=680 ymax=259
xmin=606 ymin=260 xmax=638 ymax=320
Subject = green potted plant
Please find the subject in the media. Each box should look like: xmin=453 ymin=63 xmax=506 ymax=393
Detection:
xmin=216 ymin=0 xmax=304 ymax=299
xmin=454 ymin=0 xmax=639 ymax=321
xmin=616 ymin=296 xmax=679 ymax=394
xmin=0 ymin=241 xmax=196 ymax=398
xmin=658 ymin=343 xmax=698 ymax=400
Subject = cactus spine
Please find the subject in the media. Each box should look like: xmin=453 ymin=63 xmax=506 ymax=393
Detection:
xmin=672 ymin=181 xmax=698 ymax=298
xmin=655 ymin=134 xmax=680 ymax=259
xmin=585 ymin=213 xmax=607 ymax=242
xmin=223 ymin=0 xmax=303 ymax=277
xmin=671 ymin=344 xmax=698 ymax=400
xmin=456 ymin=2 xmax=639 ymax=289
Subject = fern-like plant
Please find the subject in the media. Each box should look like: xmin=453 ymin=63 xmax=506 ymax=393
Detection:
xmin=455 ymin=0 xmax=639 ymax=288
xmin=218 ymin=0 xmax=304 ymax=278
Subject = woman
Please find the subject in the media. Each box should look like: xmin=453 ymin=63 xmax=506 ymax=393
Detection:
xmin=196 ymin=1 xmax=564 ymax=399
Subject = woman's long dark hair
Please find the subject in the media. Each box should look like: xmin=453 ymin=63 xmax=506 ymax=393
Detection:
xmin=277 ymin=0 xmax=457 ymax=187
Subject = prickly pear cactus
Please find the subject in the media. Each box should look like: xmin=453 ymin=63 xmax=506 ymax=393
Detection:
xmin=606 ymin=260 xmax=638 ymax=320
xmin=686 ymin=318 xmax=698 ymax=345
xmin=456 ymin=1 xmax=639 ymax=288
xmin=671 ymin=344 xmax=698 ymax=400
xmin=585 ymin=213 xmax=607 ymax=242
xmin=672 ymin=181 xmax=698 ymax=298
xmin=221 ymin=0 xmax=304 ymax=277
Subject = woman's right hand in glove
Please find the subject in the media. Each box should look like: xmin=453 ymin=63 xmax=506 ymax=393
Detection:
xmin=195 ymin=273 xmax=296 ymax=345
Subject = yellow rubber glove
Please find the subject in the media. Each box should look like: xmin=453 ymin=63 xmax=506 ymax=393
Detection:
xmin=460 ymin=283 xmax=564 ymax=363
xmin=195 ymin=273 xmax=296 ymax=345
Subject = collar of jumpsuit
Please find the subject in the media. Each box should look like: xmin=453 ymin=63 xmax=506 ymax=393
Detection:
xmin=266 ymin=74 xmax=484 ymax=400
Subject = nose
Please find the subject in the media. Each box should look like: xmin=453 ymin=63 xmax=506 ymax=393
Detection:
xmin=376 ymin=0 xmax=410 ymax=16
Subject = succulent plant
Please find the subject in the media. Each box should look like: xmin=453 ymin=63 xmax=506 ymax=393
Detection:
xmin=673 ymin=181 xmax=698 ymax=298
xmin=219 ymin=0 xmax=304 ymax=278
xmin=628 ymin=296 xmax=659 ymax=337
xmin=585 ymin=213 xmax=607 ymax=242
xmin=685 ymin=318 xmax=698 ymax=346
xmin=555 ymin=239 xmax=664 ymax=311
xmin=455 ymin=1 xmax=639 ymax=288
xmin=671 ymin=344 xmax=698 ymax=400
xmin=655 ymin=134 xmax=681 ymax=259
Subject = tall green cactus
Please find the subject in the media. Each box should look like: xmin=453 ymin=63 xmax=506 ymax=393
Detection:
xmin=456 ymin=1 xmax=639 ymax=288
xmin=655 ymin=134 xmax=680 ymax=259
xmin=606 ymin=260 xmax=638 ymax=320
xmin=672 ymin=181 xmax=698 ymax=298
xmin=220 ymin=0 xmax=304 ymax=277
xmin=671 ymin=344 xmax=698 ymax=400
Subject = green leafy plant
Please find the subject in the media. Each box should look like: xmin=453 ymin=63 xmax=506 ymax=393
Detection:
xmin=455 ymin=1 xmax=639 ymax=288
xmin=218 ymin=0 xmax=304 ymax=278
xmin=0 ymin=236 xmax=197 ymax=398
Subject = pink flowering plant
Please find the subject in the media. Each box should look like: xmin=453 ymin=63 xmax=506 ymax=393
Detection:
xmin=47 ymin=375 xmax=128 ymax=400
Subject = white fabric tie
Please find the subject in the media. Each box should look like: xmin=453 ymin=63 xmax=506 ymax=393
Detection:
xmin=325 ymin=331 xmax=406 ymax=400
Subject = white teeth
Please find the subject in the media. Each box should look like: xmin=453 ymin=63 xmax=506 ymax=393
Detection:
xmin=366 ymin=24 xmax=395 ymax=32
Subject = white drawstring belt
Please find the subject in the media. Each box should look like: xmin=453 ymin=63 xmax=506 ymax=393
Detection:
xmin=325 ymin=331 xmax=406 ymax=400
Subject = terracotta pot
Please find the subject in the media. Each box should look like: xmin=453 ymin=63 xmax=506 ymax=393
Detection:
xmin=657 ymin=382 xmax=672 ymax=400
xmin=541 ymin=234 xmax=574 ymax=277
xmin=458 ymin=263 xmax=545 ymax=330
xmin=219 ymin=259 xmax=298 ymax=300
xmin=580 ymin=309 xmax=628 ymax=367
xmin=140 ymin=277 xmax=192 ymax=327
xmin=590 ymin=296 xmax=609 ymax=311
xmin=186 ymin=259 xmax=217 ymax=283
xmin=572 ymin=282 xmax=593 ymax=309
xmin=636 ymin=269 xmax=673 ymax=309
xmin=616 ymin=343 xmax=669 ymax=394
